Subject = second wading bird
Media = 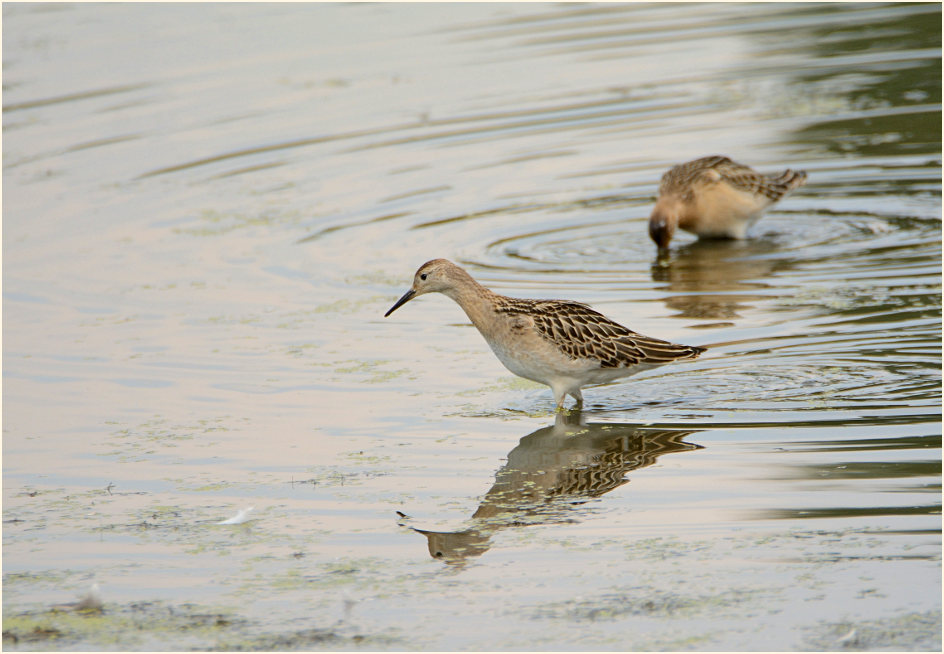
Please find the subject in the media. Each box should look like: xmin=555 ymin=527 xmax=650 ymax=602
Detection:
xmin=384 ymin=259 xmax=705 ymax=410
xmin=648 ymin=155 xmax=807 ymax=250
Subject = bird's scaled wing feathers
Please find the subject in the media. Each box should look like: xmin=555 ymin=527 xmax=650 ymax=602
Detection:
xmin=499 ymin=299 xmax=705 ymax=368
xmin=713 ymin=158 xmax=806 ymax=201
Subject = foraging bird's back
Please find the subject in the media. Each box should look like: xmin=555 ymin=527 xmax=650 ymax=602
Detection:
xmin=649 ymin=155 xmax=807 ymax=249
xmin=384 ymin=258 xmax=704 ymax=410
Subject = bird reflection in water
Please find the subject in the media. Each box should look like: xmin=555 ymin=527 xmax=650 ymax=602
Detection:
xmin=651 ymin=237 xmax=795 ymax=324
xmin=401 ymin=411 xmax=701 ymax=564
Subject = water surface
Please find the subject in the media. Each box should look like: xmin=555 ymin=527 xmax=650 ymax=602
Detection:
xmin=3 ymin=3 xmax=941 ymax=651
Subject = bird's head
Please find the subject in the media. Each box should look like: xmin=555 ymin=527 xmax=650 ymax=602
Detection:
xmin=648 ymin=202 xmax=678 ymax=251
xmin=384 ymin=259 xmax=467 ymax=317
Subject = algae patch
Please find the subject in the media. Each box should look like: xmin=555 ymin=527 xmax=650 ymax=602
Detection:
xmin=530 ymin=586 xmax=765 ymax=623
xmin=458 ymin=375 xmax=544 ymax=396
xmin=803 ymin=609 xmax=942 ymax=651
xmin=313 ymin=357 xmax=411 ymax=384
xmin=2 ymin=601 xmax=246 ymax=651
xmin=174 ymin=208 xmax=303 ymax=237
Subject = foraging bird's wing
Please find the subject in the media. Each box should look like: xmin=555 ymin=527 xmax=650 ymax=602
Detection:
xmin=502 ymin=300 xmax=705 ymax=369
xmin=711 ymin=158 xmax=807 ymax=201
xmin=663 ymin=155 xmax=807 ymax=203
xmin=659 ymin=155 xmax=733 ymax=197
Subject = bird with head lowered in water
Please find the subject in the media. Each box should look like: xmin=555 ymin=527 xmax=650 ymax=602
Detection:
xmin=649 ymin=155 xmax=807 ymax=250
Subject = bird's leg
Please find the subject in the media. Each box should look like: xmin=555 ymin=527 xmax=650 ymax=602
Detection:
xmin=570 ymin=390 xmax=584 ymax=410
xmin=553 ymin=387 xmax=568 ymax=413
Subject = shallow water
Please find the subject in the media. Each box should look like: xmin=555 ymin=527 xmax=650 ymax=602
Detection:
xmin=2 ymin=2 xmax=941 ymax=651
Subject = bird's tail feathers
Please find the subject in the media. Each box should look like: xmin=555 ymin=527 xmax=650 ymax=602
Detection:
xmin=761 ymin=169 xmax=807 ymax=200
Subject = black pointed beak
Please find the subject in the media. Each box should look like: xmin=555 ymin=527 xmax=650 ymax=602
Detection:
xmin=384 ymin=289 xmax=416 ymax=317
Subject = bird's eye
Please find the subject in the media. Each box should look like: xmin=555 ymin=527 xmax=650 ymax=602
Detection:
xmin=420 ymin=273 xmax=428 ymax=281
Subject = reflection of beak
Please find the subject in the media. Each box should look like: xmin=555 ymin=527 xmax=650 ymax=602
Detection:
xmin=384 ymin=289 xmax=416 ymax=317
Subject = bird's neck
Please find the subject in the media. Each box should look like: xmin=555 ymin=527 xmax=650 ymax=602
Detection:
xmin=443 ymin=277 xmax=504 ymax=336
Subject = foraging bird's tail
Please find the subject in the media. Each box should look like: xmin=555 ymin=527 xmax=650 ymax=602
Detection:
xmin=761 ymin=169 xmax=807 ymax=200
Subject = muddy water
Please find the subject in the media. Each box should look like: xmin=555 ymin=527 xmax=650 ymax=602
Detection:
xmin=3 ymin=3 xmax=940 ymax=651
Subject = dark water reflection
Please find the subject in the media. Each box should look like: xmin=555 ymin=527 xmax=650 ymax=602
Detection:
xmin=790 ymin=3 xmax=941 ymax=159
xmin=650 ymin=238 xmax=790 ymax=322
xmin=756 ymin=432 xmax=942 ymax=523
xmin=407 ymin=412 xmax=700 ymax=563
